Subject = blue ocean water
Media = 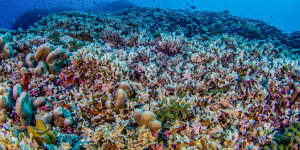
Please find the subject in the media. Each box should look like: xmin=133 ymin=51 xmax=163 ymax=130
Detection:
xmin=0 ymin=0 xmax=299 ymax=33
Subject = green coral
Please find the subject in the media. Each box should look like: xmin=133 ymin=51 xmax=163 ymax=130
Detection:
xmin=155 ymin=99 xmax=191 ymax=128
xmin=0 ymin=119 xmax=85 ymax=149
xmin=204 ymin=86 xmax=230 ymax=95
xmin=27 ymin=119 xmax=57 ymax=145
xmin=264 ymin=122 xmax=300 ymax=150
xmin=176 ymin=91 xmax=187 ymax=98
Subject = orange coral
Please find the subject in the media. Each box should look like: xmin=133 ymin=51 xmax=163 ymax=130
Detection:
xmin=58 ymin=71 xmax=77 ymax=87
xmin=21 ymin=73 xmax=31 ymax=91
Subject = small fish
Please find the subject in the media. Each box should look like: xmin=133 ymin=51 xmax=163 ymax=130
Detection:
xmin=190 ymin=5 xmax=196 ymax=9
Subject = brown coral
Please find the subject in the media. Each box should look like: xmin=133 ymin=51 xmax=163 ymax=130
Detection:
xmin=115 ymin=89 xmax=128 ymax=108
xmin=148 ymin=120 xmax=162 ymax=132
xmin=3 ymin=42 xmax=14 ymax=59
xmin=290 ymin=83 xmax=300 ymax=106
xmin=35 ymin=44 xmax=51 ymax=62
xmin=139 ymin=111 xmax=155 ymax=126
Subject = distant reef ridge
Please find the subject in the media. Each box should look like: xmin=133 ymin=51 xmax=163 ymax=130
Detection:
xmin=10 ymin=6 xmax=300 ymax=49
xmin=11 ymin=0 xmax=136 ymax=30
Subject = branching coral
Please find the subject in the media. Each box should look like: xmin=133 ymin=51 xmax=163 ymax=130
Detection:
xmin=155 ymin=33 xmax=186 ymax=56
xmin=100 ymin=28 xmax=124 ymax=48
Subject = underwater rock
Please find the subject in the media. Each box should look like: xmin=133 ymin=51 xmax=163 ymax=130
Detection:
xmin=287 ymin=31 xmax=300 ymax=49
xmin=11 ymin=5 xmax=73 ymax=30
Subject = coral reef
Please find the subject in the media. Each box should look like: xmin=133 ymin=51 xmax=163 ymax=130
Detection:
xmin=0 ymin=7 xmax=299 ymax=149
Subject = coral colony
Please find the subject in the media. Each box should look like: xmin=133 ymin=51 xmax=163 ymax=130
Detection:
xmin=0 ymin=7 xmax=299 ymax=150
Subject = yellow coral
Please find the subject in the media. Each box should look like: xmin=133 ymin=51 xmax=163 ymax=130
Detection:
xmin=27 ymin=119 xmax=57 ymax=145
